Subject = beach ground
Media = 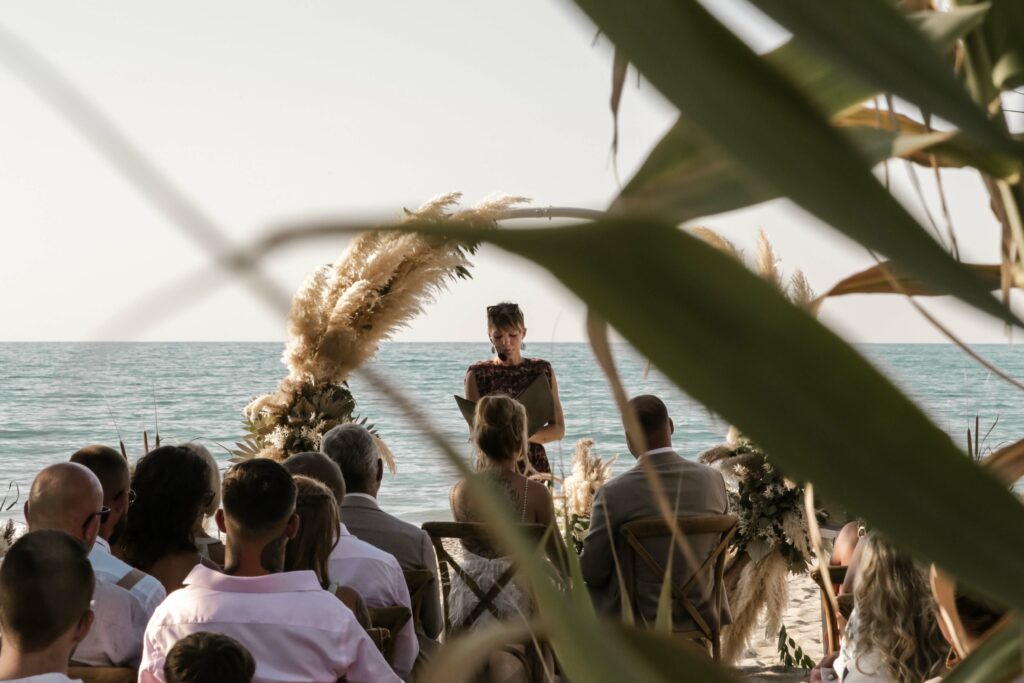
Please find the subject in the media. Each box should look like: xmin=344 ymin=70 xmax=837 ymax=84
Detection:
xmin=733 ymin=572 xmax=820 ymax=682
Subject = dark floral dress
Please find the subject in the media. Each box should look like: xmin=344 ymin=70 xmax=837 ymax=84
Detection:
xmin=467 ymin=357 xmax=554 ymax=475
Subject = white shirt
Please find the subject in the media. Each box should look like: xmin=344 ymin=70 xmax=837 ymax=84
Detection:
xmin=329 ymin=524 xmax=417 ymax=679
xmin=0 ymin=675 xmax=82 ymax=682
xmin=89 ymin=537 xmax=166 ymax=617
xmin=71 ymin=578 xmax=147 ymax=668
xmin=140 ymin=565 xmax=398 ymax=683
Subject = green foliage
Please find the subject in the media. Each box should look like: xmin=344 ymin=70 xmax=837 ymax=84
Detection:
xmin=777 ymin=624 xmax=816 ymax=670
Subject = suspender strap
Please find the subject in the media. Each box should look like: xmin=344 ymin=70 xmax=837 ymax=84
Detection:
xmin=116 ymin=568 xmax=146 ymax=591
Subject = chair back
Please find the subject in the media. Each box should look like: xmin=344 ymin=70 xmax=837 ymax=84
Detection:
xmin=368 ymin=605 xmax=412 ymax=666
xmin=365 ymin=626 xmax=391 ymax=659
xmin=811 ymin=564 xmax=853 ymax=655
xmin=67 ymin=667 xmax=136 ymax=683
xmin=403 ymin=568 xmax=435 ymax=634
xmin=421 ymin=521 xmax=552 ymax=633
xmin=618 ymin=513 xmax=737 ymax=660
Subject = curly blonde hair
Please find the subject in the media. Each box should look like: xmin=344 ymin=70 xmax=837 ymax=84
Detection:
xmin=849 ymin=533 xmax=947 ymax=681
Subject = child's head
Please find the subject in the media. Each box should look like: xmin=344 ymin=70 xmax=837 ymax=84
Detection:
xmin=164 ymin=632 xmax=255 ymax=683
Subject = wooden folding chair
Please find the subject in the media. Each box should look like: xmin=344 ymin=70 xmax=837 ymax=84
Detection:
xmin=403 ymin=568 xmax=436 ymax=636
xmin=618 ymin=514 xmax=738 ymax=662
xmin=67 ymin=667 xmax=136 ymax=683
xmin=811 ymin=564 xmax=854 ymax=655
xmin=367 ymin=605 xmax=413 ymax=667
xmin=365 ymin=626 xmax=391 ymax=659
xmin=422 ymin=521 xmax=555 ymax=683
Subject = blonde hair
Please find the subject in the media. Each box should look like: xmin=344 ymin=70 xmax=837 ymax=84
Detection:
xmin=283 ymin=476 xmax=339 ymax=588
xmin=472 ymin=395 xmax=528 ymax=469
xmin=850 ymin=533 xmax=947 ymax=681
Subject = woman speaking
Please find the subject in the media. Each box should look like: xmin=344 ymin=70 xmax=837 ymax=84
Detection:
xmin=463 ymin=302 xmax=565 ymax=476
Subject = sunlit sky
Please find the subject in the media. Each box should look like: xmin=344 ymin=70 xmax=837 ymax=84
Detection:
xmin=1 ymin=1 xmax=1020 ymax=343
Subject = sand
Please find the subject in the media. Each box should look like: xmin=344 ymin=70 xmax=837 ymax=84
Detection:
xmin=733 ymin=572 xmax=822 ymax=682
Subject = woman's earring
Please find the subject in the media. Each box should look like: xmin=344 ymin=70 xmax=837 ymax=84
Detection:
xmin=490 ymin=345 xmax=496 ymax=354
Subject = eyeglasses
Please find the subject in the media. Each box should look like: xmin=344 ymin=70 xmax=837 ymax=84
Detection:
xmin=82 ymin=506 xmax=111 ymax=530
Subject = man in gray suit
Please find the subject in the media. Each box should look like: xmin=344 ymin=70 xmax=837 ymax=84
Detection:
xmin=580 ymin=395 xmax=731 ymax=629
xmin=321 ymin=424 xmax=443 ymax=656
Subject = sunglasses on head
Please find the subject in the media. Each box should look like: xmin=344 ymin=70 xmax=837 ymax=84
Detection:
xmin=487 ymin=303 xmax=520 ymax=313
xmin=82 ymin=506 xmax=111 ymax=530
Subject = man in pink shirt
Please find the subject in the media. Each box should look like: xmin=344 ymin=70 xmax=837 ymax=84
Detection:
xmin=140 ymin=458 xmax=398 ymax=683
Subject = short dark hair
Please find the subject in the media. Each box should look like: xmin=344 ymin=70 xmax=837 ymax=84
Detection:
xmin=164 ymin=632 xmax=255 ymax=683
xmin=631 ymin=394 xmax=670 ymax=435
xmin=70 ymin=444 xmax=129 ymax=501
xmin=222 ymin=459 xmax=296 ymax=537
xmin=0 ymin=531 xmax=94 ymax=652
xmin=486 ymin=302 xmax=524 ymax=330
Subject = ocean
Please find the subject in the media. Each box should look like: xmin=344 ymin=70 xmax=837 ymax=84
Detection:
xmin=0 ymin=342 xmax=1021 ymax=522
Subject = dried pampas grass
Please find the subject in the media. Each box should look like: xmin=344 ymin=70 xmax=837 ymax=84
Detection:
xmin=240 ymin=193 xmax=529 ymax=463
xmin=721 ymin=551 xmax=790 ymax=664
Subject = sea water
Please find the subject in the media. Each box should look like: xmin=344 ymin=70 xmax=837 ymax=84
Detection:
xmin=0 ymin=342 xmax=1021 ymax=521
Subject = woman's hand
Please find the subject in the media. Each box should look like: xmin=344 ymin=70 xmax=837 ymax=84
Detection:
xmin=810 ymin=654 xmax=839 ymax=683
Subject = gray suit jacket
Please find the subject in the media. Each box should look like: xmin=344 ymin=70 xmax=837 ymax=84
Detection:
xmin=579 ymin=450 xmax=731 ymax=629
xmin=340 ymin=495 xmax=443 ymax=650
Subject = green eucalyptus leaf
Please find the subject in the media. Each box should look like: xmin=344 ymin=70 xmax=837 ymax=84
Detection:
xmin=586 ymin=0 xmax=1015 ymax=323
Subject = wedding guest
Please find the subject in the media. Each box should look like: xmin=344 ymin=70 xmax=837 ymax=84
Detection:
xmin=580 ymin=394 xmax=730 ymax=628
xmin=70 ymin=445 xmax=166 ymax=618
xmin=291 ymin=444 xmax=418 ymax=679
xmin=119 ymin=445 xmax=219 ymax=592
xmin=282 ymin=473 xmax=372 ymax=628
xmin=163 ymin=633 xmax=255 ymax=683
xmin=816 ymin=533 xmax=946 ymax=683
xmin=181 ymin=442 xmax=226 ymax=566
xmin=0 ymin=531 xmax=95 ymax=683
xmin=140 ymin=458 xmax=397 ymax=683
xmin=464 ymin=302 xmax=565 ymax=475
xmin=24 ymin=463 xmax=148 ymax=668
xmin=319 ymin=426 xmax=443 ymax=654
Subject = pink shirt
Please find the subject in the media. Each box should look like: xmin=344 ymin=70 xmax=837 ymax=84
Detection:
xmin=329 ymin=524 xmax=417 ymax=679
xmin=139 ymin=565 xmax=398 ymax=683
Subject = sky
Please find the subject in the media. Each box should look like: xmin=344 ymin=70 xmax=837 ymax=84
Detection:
xmin=0 ymin=0 xmax=1020 ymax=344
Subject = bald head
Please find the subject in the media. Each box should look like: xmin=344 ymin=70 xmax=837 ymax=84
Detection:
xmin=26 ymin=463 xmax=104 ymax=547
xmin=282 ymin=452 xmax=346 ymax=505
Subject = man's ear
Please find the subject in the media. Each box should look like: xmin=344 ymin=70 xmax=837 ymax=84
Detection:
xmin=669 ymin=418 xmax=675 ymax=435
xmin=22 ymin=501 xmax=29 ymax=526
xmin=83 ymin=516 xmax=100 ymax=546
xmin=215 ymin=508 xmax=227 ymax=534
xmin=74 ymin=610 xmax=95 ymax=644
xmin=376 ymin=458 xmax=384 ymax=483
xmin=285 ymin=512 xmax=300 ymax=539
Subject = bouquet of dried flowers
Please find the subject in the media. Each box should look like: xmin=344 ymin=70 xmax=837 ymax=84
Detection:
xmin=557 ymin=438 xmax=617 ymax=553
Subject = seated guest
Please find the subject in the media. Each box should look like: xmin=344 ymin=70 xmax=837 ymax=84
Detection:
xmin=0 ymin=531 xmax=95 ymax=683
xmin=140 ymin=458 xmax=398 ymax=683
xmin=580 ymin=394 xmax=730 ymax=628
xmin=118 ymin=445 xmax=219 ymax=592
xmin=817 ymin=533 xmax=946 ymax=683
xmin=448 ymin=395 xmax=566 ymax=631
xmin=163 ymin=632 xmax=255 ymax=683
xmin=24 ymin=463 xmax=147 ymax=668
xmin=282 ymin=473 xmax=372 ymax=628
xmin=286 ymin=446 xmax=417 ymax=679
xmin=181 ymin=442 xmax=226 ymax=566
xmin=319 ymin=426 xmax=443 ymax=653
xmin=69 ymin=445 xmax=166 ymax=617
xmin=923 ymin=585 xmax=1008 ymax=682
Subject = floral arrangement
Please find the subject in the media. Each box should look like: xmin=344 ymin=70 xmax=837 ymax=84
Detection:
xmin=557 ymin=438 xmax=617 ymax=553
xmin=236 ymin=193 xmax=529 ymax=464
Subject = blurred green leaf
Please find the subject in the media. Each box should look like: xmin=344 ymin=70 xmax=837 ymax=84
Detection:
xmin=420 ymin=218 xmax=1024 ymax=612
xmin=610 ymin=624 xmax=734 ymax=681
xmin=581 ymin=0 xmax=1016 ymax=324
xmin=943 ymin=620 xmax=1022 ymax=682
xmin=766 ymin=5 xmax=990 ymax=117
xmin=974 ymin=0 xmax=1024 ymax=91
xmin=747 ymin=0 xmax=1018 ymax=156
